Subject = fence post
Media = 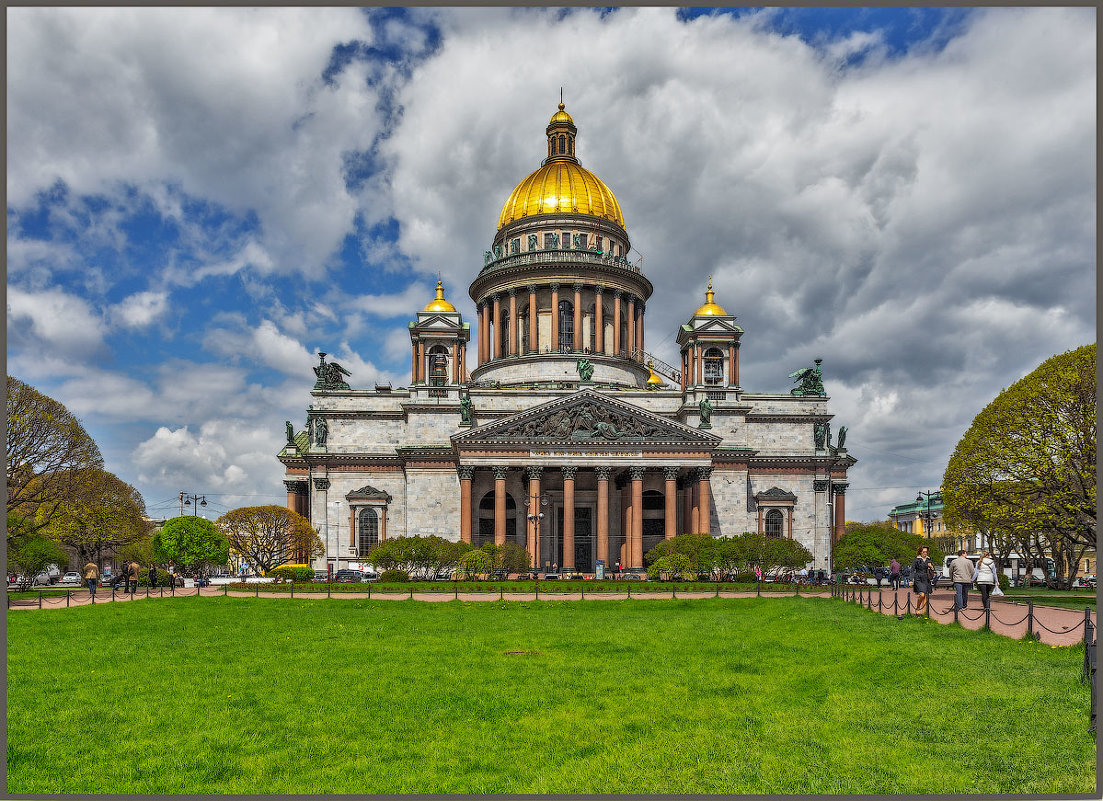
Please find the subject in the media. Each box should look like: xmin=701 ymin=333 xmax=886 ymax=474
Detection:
xmin=223 ymin=583 xmax=227 ymax=597
xmin=1027 ymin=600 xmax=1034 ymax=638
xmin=112 ymin=586 xmax=116 ymax=602
xmin=290 ymin=582 xmax=294 ymax=598
xmin=331 ymin=581 xmax=335 ymax=599
xmin=627 ymin=582 xmax=630 ymax=599
xmin=877 ymin=592 xmax=881 ymax=613
xmin=66 ymin=590 xmax=70 ymax=608
xmin=894 ymin=592 xmax=898 ymax=614
xmin=454 ymin=581 xmax=458 ymax=601
xmin=581 ymin=583 xmax=584 ymax=599
xmin=1083 ymin=611 xmax=1094 ymax=680
xmin=37 ymin=590 xmax=42 ymax=609
xmin=906 ymin=593 xmax=911 ymax=615
xmin=500 ymin=584 xmax=503 ymax=601
xmin=985 ymin=604 xmax=991 ymax=630
xmin=409 ymin=585 xmax=414 ymax=601
xmin=255 ymin=583 xmax=259 ymax=599
xmin=715 ymin=582 xmax=719 ymax=598
xmin=161 ymin=586 xmax=164 ymax=598
xmin=672 ymin=583 xmax=676 ymax=599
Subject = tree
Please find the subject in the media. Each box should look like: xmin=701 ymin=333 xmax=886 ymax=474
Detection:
xmin=153 ymin=517 xmax=229 ymax=572
xmin=6 ymin=376 xmax=103 ymax=545
xmin=720 ymin=532 xmax=813 ymax=577
xmin=365 ymin=535 xmax=474 ymax=579
xmin=943 ymin=344 xmax=1096 ymax=589
xmin=37 ymin=468 xmax=149 ymax=566
xmin=216 ymin=506 xmax=323 ymax=575
xmin=644 ymin=533 xmax=721 ymax=577
xmin=834 ymin=522 xmax=943 ymax=572
xmin=8 ymin=532 xmax=67 ymax=590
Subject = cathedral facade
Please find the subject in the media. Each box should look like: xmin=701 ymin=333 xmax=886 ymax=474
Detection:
xmin=278 ymin=104 xmax=854 ymax=576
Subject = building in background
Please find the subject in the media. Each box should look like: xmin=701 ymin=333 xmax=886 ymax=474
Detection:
xmin=278 ymin=103 xmax=855 ymax=575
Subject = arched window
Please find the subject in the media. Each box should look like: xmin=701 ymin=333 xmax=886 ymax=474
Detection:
xmin=518 ymin=308 xmax=529 ymax=354
xmin=499 ymin=309 xmax=510 ymax=356
xmin=765 ymin=509 xmax=784 ymax=538
xmin=358 ymin=508 xmax=379 ymax=554
xmin=568 ymin=137 xmax=574 ymax=155
xmin=428 ymin=345 xmax=448 ymax=386
xmin=558 ymin=134 xmax=566 ymax=154
xmin=704 ymin=347 xmax=724 ymax=385
xmin=558 ymin=300 xmax=573 ymax=352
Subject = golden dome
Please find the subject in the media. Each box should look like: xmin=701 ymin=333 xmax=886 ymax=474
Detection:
xmin=694 ymin=277 xmax=728 ymax=316
xmin=498 ymin=160 xmax=624 ymax=230
xmin=549 ymin=102 xmax=574 ymax=125
xmin=646 ymin=361 xmax=664 ymax=386
xmin=423 ymin=279 xmax=456 ymax=312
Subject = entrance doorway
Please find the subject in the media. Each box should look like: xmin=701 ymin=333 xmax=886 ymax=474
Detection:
xmin=554 ymin=506 xmax=594 ymax=572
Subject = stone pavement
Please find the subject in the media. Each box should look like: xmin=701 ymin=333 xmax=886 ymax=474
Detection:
xmin=10 ymin=584 xmax=1096 ymax=648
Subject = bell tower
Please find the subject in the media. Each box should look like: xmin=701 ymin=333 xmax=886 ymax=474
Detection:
xmin=409 ymin=279 xmax=469 ymax=388
xmin=676 ymin=277 xmax=743 ymax=394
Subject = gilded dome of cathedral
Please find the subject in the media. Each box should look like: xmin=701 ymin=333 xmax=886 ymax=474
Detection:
xmin=694 ymin=277 xmax=728 ymax=316
xmin=496 ymin=103 xmax=625 ymax=231
xmin=423 ymin=279 xmax=456 ymax=312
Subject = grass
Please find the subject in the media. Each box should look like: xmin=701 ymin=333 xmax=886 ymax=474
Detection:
xmin=6 ymin=596 xmax=1096 ymax=794
xmin=223 ymin=579 xmax=821 ymax=594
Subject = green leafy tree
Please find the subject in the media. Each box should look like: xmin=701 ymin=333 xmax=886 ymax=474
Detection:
xmin=6 ymin=376 xmax=103 ymax=546
xmin=216 ymin=505 xmax=323 ymax=574
xmin=478 ymin=542 xmax=530 ymax=576
xmin=943 ymin=344 xmax=1096 ymax=589
xmin=458 ymin=548 xmax=492 ymax=580
xmin=37 ymin=468 xmax=148 ymax=566
xmin=153 ymin=516 xmax=229 ymax=572
xmin=8 ymin=532 xmax=67 ymax=590
xmin=365 ymin=535 xmax=473 ymax=579
xmin=834 ymin=522 xmax=943 ymax=572
xmin=644 ymin=533 xmax=720 ymax=577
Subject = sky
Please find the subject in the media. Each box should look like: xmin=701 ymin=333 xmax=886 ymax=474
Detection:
xmin=7 ymin=6 xmax=1096 ymax=524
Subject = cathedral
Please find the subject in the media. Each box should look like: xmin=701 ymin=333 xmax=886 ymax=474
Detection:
xmin=279 ymin=103 xmax=854 ymax=576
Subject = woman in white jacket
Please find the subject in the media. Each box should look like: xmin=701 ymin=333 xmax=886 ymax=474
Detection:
xmin=975 ymin=551 xmax=999 ymax=610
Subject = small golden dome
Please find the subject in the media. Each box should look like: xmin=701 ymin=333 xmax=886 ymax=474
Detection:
xmin=423 ymin=279 xmax=456 ymax=312
xmin=646 ymin=360 xmax=664 ymax=386
xmin=694 ymin=276 xmax=727 ymax=316
xmin=498 ymin=160 xmax=624 ymax=230
xmin=549 ymin=102 xmax=574 ymax=125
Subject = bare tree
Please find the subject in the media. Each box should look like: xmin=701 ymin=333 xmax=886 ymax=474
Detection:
xmin=216 ymin=505 xmax=323 ymax=574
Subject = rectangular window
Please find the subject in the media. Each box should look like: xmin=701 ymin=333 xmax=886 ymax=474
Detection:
xmin=510 ymin=238 xmax=520 ymax=255
xmin=544 ymin=232 xmax=557 ymax=249
xmin=594 ymin=236 xmax=603 ymax=253
xmin=563 ymin=231 xmax=571 ymax=249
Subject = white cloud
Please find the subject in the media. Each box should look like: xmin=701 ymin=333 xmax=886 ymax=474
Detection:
xmin=6 ymin=286 xmax=106 ymax=357
xmin=109 ymin=290 xmax=169 ymax=329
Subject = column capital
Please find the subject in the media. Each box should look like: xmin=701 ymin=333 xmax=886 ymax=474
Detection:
xmin=492 ymin=466 xmax=509 ymax=480
xmin=550 ymin=282 xmax=560 ymax=292
xmin=696 ymin=466 xmax=713 ymax=481
xmin=527 ymin=284 xmax=538 ymax=294
xmin=662 ymin=467 xmax=680 ymax=481
xmin=613 ymin=289 xmax=623 ymax=299
xmin=312 ymin=477 xmax=330 ymax=491
xmin=561 ymin=466 xmax=579 ymax=481
xmin=572 ymin=282 xmax=583 ymax=293
xmin=626 ymin=294 xmax=636 ymax=305
xmin=492 ymin=293 xmax=501 ymax=303
xmin=628 ymin=466 xmax=646 ymax=482
xmin=457 ymin=465 xmax=475 ymax=480
xmin=594 ymin=284 xmax=604 ymax=296
xmin=832 ymin=482 xmax=849 ymax=495
xmin=284 ymin=480 xmax=309 ymax=494
xmin=813 ymin=479 xmax=830 ymax=492
xmin=508 ymin=287 xmax=516 ymax=297
xmin=595 ymin=466 xmax=612 ymax=481
xmin=525 ymin=465 xmax=544 ymax=481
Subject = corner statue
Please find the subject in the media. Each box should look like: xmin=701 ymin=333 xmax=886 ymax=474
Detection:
xmin=313 ymin=352 xmax=351 ymax=391
xmin=789 ymin=358 xmax=826 ymax=397
xmin=698 ymin=397 xmax=713 ymax=428
xmin=285 ymin=421 xmax=295 ymax=444
xmin=576 ymin=358 xmax=594 ymax=383
xmin=835 ymin=425 xmax=847 ymax=452
xmin=459 ymin=393 xmax=474 ymax=425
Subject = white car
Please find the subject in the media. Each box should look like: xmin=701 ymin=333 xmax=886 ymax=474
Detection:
xmin=59 ymin=572 xmax=82 ymax=585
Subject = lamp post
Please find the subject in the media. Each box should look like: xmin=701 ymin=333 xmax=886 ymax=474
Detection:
xmin=916 ymin=490 xmax=937 ymax=543
xmin=523 ymin=492 xmax=549 ymax=575
xmin=332 ymin=500 xmax=343 ymax=573
xmin=179 ymin=491 xmax=207 ymax=517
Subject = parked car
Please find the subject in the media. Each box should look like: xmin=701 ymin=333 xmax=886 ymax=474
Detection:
xmin=1074 ymin=575 xmax=1096 ymax=589
xmin=59 ymin=572 xmax=82 ymax=586
xmin=333 ymin=569 xmax=364 ymax=583
xmin=313 ymin=570 xmax=329 ymax=582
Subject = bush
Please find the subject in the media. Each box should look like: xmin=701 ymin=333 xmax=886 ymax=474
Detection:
xmin=267 ymin=564 xmax=315 ymax=583
xmin=997 ymin=572 xmax=1010 ymax=592
xmin=137 ymin=568 xmax=171 ymax=588
xmin=733 ymin=571 xmax=756 ymax=583
xmin=380 ymin=569 xmax=409 ymax=582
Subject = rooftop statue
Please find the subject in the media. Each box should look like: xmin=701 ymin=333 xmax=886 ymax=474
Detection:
xmin=285 ymin=420 xmax=295 ymax=445
xmin=576 ymin=358 xmax=594 ymax=383
xmin=699 ymin=397 xmax=713 ymax=428
xmin=313 ymin=352 xmax=351 ymax=391
xmin=836 ymin=425 xmax=847 ymax=452
xmin=789 ymin=358 xmax=826 ymax=397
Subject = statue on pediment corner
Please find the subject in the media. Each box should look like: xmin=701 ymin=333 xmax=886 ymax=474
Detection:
xmin=789 ymin=358 xmax=826 ymax=397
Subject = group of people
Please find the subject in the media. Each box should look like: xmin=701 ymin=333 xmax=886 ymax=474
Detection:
xmin=908 ymin=546 xmax=1001 ymax=617
xmin=80 ymin=560 xmax=179 ymax=598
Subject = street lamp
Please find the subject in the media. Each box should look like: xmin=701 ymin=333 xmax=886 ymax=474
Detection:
xmin=332 ymin=500 xmax=343 ymax=573
xmin=916 ymin=490 xmax=936 ymax=543
xmin=523 ymin=492 xmax=549 ymax=574
xmin=179 ymin=491 xmax=207 ymax=517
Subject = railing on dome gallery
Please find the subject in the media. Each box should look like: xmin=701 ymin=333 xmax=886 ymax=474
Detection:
xmin=479 ymin=248 xmax=643 ymax=277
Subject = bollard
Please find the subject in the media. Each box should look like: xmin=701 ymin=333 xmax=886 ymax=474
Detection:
xmin=1027 ymin=600 xmax=1034 ymax=638
xmin=454 ymin=581 xmax=458 ymax=601
xmin=290 ymin=582 xmax=294 ymax=598
xmin=672 ymin=583 xmax=676 ymax=599
xmin=906 ymin=593 xmax=911 ymax=615
xmin=161 ymin=586 xmax=164 ymax=598
xmin=985 ymin=604 xmax=991 ymax=630
xmin=112 ymin=586 xmax=116 ymax=602
xmin=66 ymin=590 xmax=70 ymax=608
xmin=38 ymin=591 xmax=42 ymax=609
xmin=500 ymin=584 xmax=503 ymax=601
xmin=224 ymin=583 xmax=227 ymax=596
xmin=894 ymin=591 xmax=898 ymax=614
xmin=715 ymin=582 xmax=719 ymax=598
xmin=409 ymin=585 xmax=414 ymax=601
xmin=581 ymin=583 xmax=584 ymax=599
xmin=255 ymin=583 xmax=259 ymax=599
xmin=627 ymin=582 xmax=630 ymax=599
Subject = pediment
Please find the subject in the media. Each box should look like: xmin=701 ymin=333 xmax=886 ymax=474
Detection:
xmin=346 ymin=485 xmax=393 ymax=501
xmin=413 ymin=314 xmax=462 ymax=329
xmin=694 ymin=317 xmax=741 ymax=333
xmin=755 ymin=486 xmax=797 ymax=501
xmin=452 ymin=389 xmax=721 ymax=447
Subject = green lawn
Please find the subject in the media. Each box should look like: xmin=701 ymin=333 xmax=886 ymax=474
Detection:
xmin=6 ymin=597 xmax=1096 ymax=794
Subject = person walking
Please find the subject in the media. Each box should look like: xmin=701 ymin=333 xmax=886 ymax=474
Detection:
xmin=910 ymin=546 xmax=935 ymax=617
xmin=975 ymin=550 xmax=999 ymax=610
xmin=83 ymin=562 xmax=98 ymax=597
xmin=889 ymin=557 xmax=901 ymax=591
xmin=127 ymin=560 xmax=140 ymax=595
xmin=148 ymin=563 xmax=157 ymax=589
xmin=949 ymin=549 xmax=975 ymax=611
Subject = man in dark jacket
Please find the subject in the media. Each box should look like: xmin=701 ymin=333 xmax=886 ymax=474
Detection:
xmin=949 ymin=550 xmax=975 ymax=610
xmin=148 ymin=563 xmax=157 ymax=589
xmin=889 ymin=558 xmax=901 ymax=590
